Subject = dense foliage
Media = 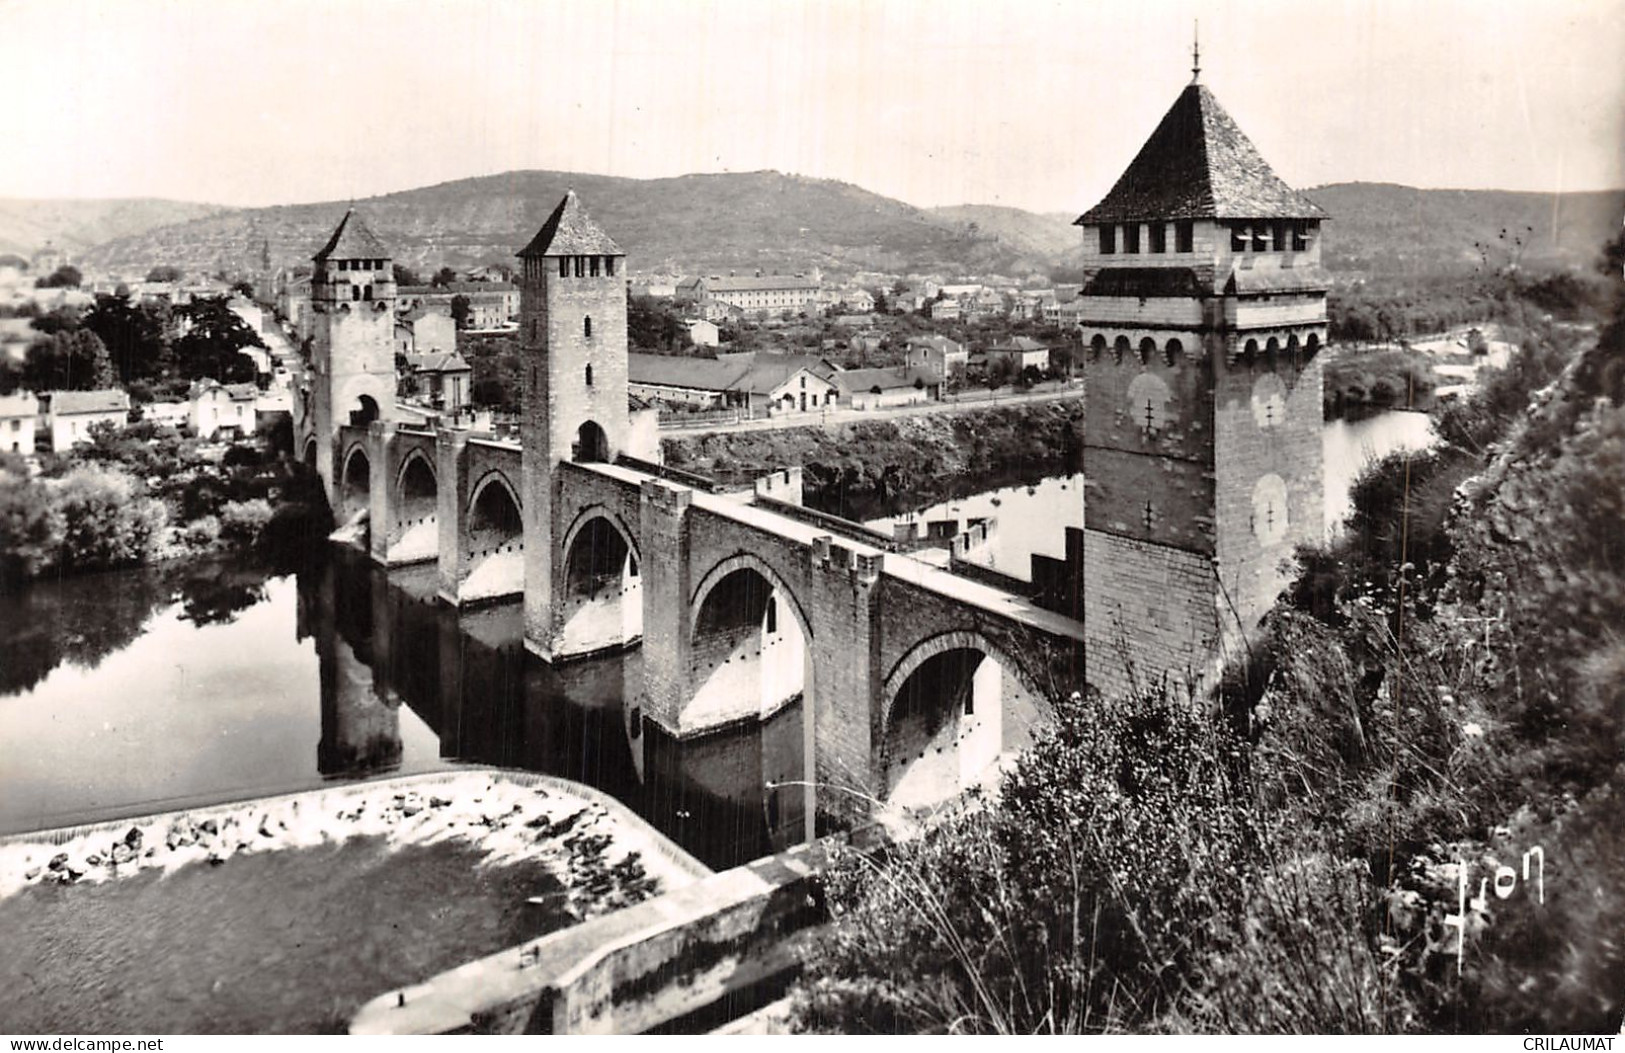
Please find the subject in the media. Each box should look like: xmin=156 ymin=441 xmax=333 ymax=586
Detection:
xmin=0 ymin=420 xmax=330 ymax=589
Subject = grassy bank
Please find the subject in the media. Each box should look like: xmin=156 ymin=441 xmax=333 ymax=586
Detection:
xmin=662 ymin=400 xmax=1083 ymax=519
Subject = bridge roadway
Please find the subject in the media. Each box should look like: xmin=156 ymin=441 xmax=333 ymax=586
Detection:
xmin=589 ymin=460 xmax=1085 ymax=643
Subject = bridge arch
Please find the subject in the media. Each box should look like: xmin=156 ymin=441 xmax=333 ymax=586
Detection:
xmin=574 ymin=420 xmax=609 ymax=463
xmin=302 ymin=436 xmax=317 ymax=470
xmin=878 ymin=630 xmax=1048 ymax=809
xmin=339 ymin=444 xmax=371 ymax=524
xmin=390 ymin=449 xmax=439 ymax=563
xmin=555 ymin=506 xmax=643 ymax=654
xmin=681 ymin=552 xmax=813 ymax=731
xmin=467 ymin=470 xmax=522 ymax=555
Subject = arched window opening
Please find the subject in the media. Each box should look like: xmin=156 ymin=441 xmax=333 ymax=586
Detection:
xmin=585 ymin=364 xmax=594 ymax=387
xmin=584 ymin=316 xmax=593 ymax=339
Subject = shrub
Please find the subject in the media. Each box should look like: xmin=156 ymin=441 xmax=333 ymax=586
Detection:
xmin=219 ymin=498 xmax=274 ymax=544
xmin=183 ymin=514 xmax=222 ymax=546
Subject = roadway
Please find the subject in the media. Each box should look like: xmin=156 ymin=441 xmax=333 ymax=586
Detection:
xmin=658 ymin=381 xmax=1085 ymax=437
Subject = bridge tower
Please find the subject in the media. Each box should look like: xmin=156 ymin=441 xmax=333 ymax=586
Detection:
xmin=305 ymin=209 xmax=397 ymax=508
xmin=1071 ymin=72 xmax=1328 ymax=699
xmin=516 ymin=191 xmax=631 ymax=658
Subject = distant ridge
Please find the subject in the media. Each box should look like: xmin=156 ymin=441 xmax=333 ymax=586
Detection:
xmin=28 ymin=174 xmax=1625 ymax=281
xmin=0 ymin=198 xmax=226 ymax=259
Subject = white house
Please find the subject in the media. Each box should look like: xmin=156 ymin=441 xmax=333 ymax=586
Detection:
xmin=985 ymin=337 xmax=1052 ymax=374
xmin=46 ymin=389 xmax=129 ymax=449
xmin=0 ymin=392 xmax=39 ymax=454
xmin=189 ymin=380 xmax=258 ymax=440
xmin=840 ymin=367 xmax=942 ymax=410
xmin=684 ymin=318 xmax=720 ymax=348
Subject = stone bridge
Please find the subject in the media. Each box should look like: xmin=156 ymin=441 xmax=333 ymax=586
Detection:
xmin=337 ymin=421 xmax=1086 ymax=827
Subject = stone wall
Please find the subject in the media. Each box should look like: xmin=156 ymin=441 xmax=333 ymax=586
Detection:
xmin=1081 ymin=529 xmax=1219 ymax=701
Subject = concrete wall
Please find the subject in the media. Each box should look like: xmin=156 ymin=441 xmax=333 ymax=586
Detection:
xmin=351 ymin=837 xmax=840 ymax=1036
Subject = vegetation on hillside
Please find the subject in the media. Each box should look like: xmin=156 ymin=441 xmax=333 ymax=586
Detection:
xmin=663 ymin=399 xmax=1083 ymax=520
xmin=791 ymin=237 xmax=1625 ymax=1034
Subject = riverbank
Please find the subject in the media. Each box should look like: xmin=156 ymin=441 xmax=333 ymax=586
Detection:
xmin=0 ymin=771 xmax=708 ymax=1033
xmin=662 ymin=399 xmax=1083 ymax=519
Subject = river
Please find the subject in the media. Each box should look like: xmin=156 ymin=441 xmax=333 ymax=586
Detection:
xmin=0 ymin=409 xmax=1434 ymax=866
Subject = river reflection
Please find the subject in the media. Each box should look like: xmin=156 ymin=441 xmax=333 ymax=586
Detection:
xmin=0 ymin=552 xmax=803 ymax=871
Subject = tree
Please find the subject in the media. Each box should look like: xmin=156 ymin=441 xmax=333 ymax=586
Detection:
xmin=432 ymin=266 xmax=457 ymax=288
xmin=146 ymin=265 xmax=184 ymax=283
xmin=22 ymin=329 xmax=116 ymax=391
xmin=172 ymin=296 xmax=265 ymax=383
xmin=450 ymin=294 xmax=471 ymax=329
xmin=84 ymin=294 xmax=170 ymax=385
xmin=35 ymin=265 xmax=82 ymax=289
xmin=392 ymin=263 xmax=421 ymax=288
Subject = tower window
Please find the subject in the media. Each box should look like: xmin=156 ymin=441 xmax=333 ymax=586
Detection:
xmin=585 ymin=364 xmax=593 ymax=387
xmin=584 ymin=316 xmax=592 ymax=339
xmin=590 ymin=256 xmax=601 ymax=277
xmin=1292 ymin=221 xmax=1311 ymax=252
xmin=558 ymin=257 xmax=568 ymax=278
xmin=1254 ymin=222 xmax=1272 ymax=251
xmin=1099 ymin=224 xmax=1116 ymax=254
xmin=1148 ymin=223 xmax=1166 ymax=254
xmin=574 ymin=256 xmax=584 ymax=278
xmin=605 ymin=256 xmax=615 ymax=277
xmin=1123 ymin=223 xmax=1141 ymax=254
xmin=1175 ymin=220 xmax=1194 ymax=253
xmin=362 ymin=285 xmax=372 ymax=301
xmin=351 ymin=285 xmax=360 ymax=301
xmin=1231 ymin=223 xmax=1249 ymax=252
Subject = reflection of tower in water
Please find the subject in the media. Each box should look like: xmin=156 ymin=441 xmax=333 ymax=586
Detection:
xmin=309 ymin=557 xmax=404 ymax=777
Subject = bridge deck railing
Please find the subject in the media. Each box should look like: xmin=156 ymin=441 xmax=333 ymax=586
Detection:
xmin=612 ymin=454 xmax=729 ymax=494
xmin=751 ymin=495 xmax=901 ymax=552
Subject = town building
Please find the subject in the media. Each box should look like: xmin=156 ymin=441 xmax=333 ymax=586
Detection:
xmin=189 ymin=380 xmax=258 ymax=440
xmin=839 ymin=366 xmax=942 ymax=410
xmin=985 ymin=336 xmax=1053 ymax=374
xmin=677 ymin=273 xmax=821 ymax=317
xmin=397 ymin=282 xmax=520 ymax=329
xmin=927 ymin=298 xmax=960 ymax=321
xmin=904 ymin=334 xmax=969 ymax=381
xmin=684 ymin=319 xmax=720 ymax=348
xmin=1065 ymin=67 xmax=1329 ymax=698
xmin=0 ymin=392 xmax=38 ymax=454
xmin=45 ymin=388 xmax=129 ymax=449
xmin=403 ymin=351 xmax=472 ymax=412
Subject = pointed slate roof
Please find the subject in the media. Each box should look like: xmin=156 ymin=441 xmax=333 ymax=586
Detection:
xmin=1075 ymin=84 xmax=1327 ymax=224
xmin=518 ymin=191 xmax=623 ymax=258
xmin=313 ymin=209 xmax=391 ymax=262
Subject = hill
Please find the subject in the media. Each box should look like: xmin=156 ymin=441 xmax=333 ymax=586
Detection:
xmin=927 ymin=205 xmax=1081 ymax=267
xmin=77 ymin=171 xmax=1060 ymax=280
xmin=0 ymin=198 xmax=226 ymax=260
xmin=1307 ymin=182 xmax=1625 ymax=277
xmin=64 ymin=177 xmax=1625 ymax=284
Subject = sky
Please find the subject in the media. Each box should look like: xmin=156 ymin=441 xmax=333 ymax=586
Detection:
xmin=4 ymin=0 xmax=1623 ymax=214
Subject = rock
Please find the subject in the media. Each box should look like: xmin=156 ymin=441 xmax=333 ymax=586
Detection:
xmin=24 ymin=867 xmax=40 ymax=881
xmin=429 ymin=795 xmax=452 ymax=809
xmin=110 ymin=843 xmax=134 ymax=866
xmin=401 ymin=793 xmax=423 ymax=817
xmin=207 ymin=850 xmax=228 ymax=866
xmin=86 ymin=854 xmax=103 ymax=866
xmin=48 ymin=853 xmax=68 ymax=872
xmin=123 ymin=827 xmax=144 ymax=850
xmin=199 ymin=818 xmax=219 ymax=836
xmin=258 ymin=816 xmax=276 ymax=838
